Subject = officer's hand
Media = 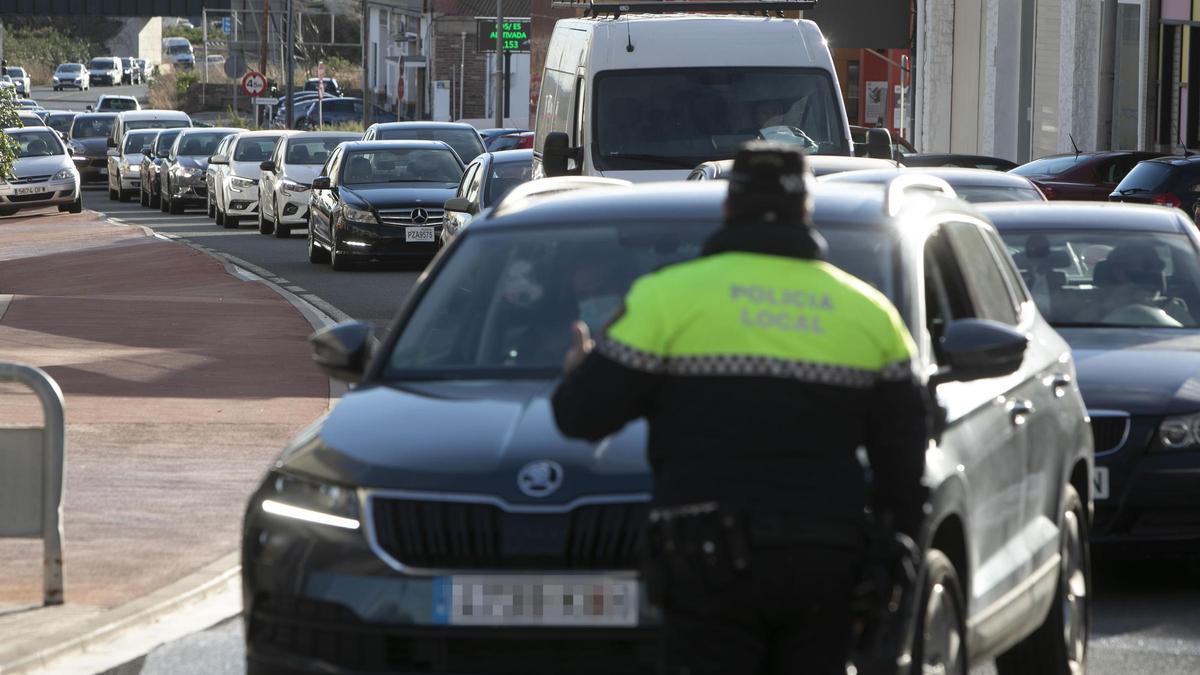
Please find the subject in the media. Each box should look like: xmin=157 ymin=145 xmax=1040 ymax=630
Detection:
xmin=563 ymin=320 xmax=594 ymax=375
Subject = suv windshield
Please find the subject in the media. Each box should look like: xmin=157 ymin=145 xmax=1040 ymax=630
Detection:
xmin=124 ymin=131 xmax=156 ymax=154
xmin=341 ymin=148 xmax=462 ymax=184
xmin=286 ymin=136 xmax=352 ymax=164
xmin=234 ymin=137 xmax=280 ymax=162
xmin=385 ymin=224 xmax=895 ymax=378
xmin=1001 ymin=229 xmax=1200 ymax=328
xmin=592 ymin=67 xmax=848 ymax=169
xmin=176 ymin=132 xmax=232 ymax=156
xmin=11 ymin=130 xmax=64 ymax=157
xmin=377 ymin=128 xmax=484 ymax=163
xmin=1011 ymin=155 xmax=1087 ymax=177
xmin=167 ymin=44 xmax=191 ymax=55
xmin=90 ymin=59 xmax=115 ymax=70
xmin=72 ymin=115 xmax=115 ymax=138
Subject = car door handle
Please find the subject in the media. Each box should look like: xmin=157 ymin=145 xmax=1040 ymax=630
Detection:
xmin=1045 ymin=373 xmax=1072 ymax=398
xmin=1007 ymin=399 xmax=1035 ymax=426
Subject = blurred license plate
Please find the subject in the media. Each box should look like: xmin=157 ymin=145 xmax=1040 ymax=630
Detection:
xmin=432 ymin=575 xmax=638 ymax=627
xmin=14 ymin=186 xmax=43 ymax=194
xmin=1094 ymin=467 xmax=1109 ymax=500
xmin=405 ymin=226 xmax=434 ymax=242
xmin=98 ymin=168 xmax=107 ymax=175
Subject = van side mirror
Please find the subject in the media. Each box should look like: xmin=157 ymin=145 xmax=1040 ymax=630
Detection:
xmin=930 ymin=319 xmax=1027 ymax=386
xmin=542 ymin=131 xmax=578 ymax=177
xmin=311 ymin=176 xmax=331 ymax=190
xmin=867 ymin=127 xmax=893 ymax=160
xmin=310 ymin=321 xmax=375 ymax=382
xmin=259 ymin=160 xmax=275 ymax=172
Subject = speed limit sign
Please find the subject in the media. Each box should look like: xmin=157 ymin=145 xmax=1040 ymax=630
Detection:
xmin=241 ymin=70 xmax=267 ymax=98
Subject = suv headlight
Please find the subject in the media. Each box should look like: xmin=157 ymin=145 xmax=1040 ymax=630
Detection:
xmin=1157 ymin=412 xmax=1200 ymax=450
xmin=229 ymin=176 xmax=256 ymax=189
xmin=342 ymin=204 xmax=378 ymax=224
xmin=260 ymin=471 xmax=360 ymax=530
xmin=51 ymin=168 xmax=75 ymax=181
xmin=280 ymin=179 xmax=310 ymax=195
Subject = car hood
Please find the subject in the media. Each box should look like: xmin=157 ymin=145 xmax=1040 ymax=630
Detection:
xmin=598 ymin=168 xmax=690 ymax=183
xmin=176 ymin=156 xmax=209 ymax=170
xmin=1061 ymin=327 xmax=1200 ymax=414
xmin=276 ymin=380 xmax=651 ymax=504
xmin=72 ymin=137 xmax=109 ymax=156
xmin=341 ymin=183 xmax=457 ymax=209
xmin=230 ymin=160 xmax=264 ymax=180
xmin=14 ymin=155 xmax=72 ymax=177
xmin=282 ymin=164 xmax=322 ymax=185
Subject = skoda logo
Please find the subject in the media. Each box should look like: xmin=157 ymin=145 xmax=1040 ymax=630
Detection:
xmin=517 ymin=460 xmax=564 ymax=498
xmin=410 ymin=207 xmax=429 ymax=224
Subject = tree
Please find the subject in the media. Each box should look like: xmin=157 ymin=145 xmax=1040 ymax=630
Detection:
xmin=0 ymin=87 xmax=20 ymax=181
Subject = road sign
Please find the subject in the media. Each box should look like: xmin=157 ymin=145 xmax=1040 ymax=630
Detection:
xmin=223 ymin=51 xmax=247 ymax=80
xmin=241 ymin=70 xmax=267 ymax=97
xmin=475 ymin=19 xmax=531 ymax=53
xmin=221 ymin=16 xmax=231 ymax=34
xmin=254 ymin=97 xmax=279 ymax=106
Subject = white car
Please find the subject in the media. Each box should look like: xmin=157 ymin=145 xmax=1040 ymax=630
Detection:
xmin=258 ymin=131 xmax=359 ymax=237
xmin=205 ymin=133 xmax=236 ymax=219
xmin=52 ymin=63 xmax=89 ymax=91
xmin=0 ymin=126 xmax=81 ymax=215
xmin=107 ymin=128 xmax=158 ymax=202
xmin=88 ymin=56 xmax=122 ymax=86
xmin=92 ymin=95 xmax=141 ymax=113
xmin=210 ymin=130 xmax=288 ymax=228
xmin=5 ymin=67 xmax=31 ymax=96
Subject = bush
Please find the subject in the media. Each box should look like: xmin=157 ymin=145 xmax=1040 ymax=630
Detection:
xmin=0 ymin=89 xmax=21 ymax=180
xmin=3 ymin=24 xmax=107 ymax=85
xmin=164 ymin=25 xmax=205 ymax=46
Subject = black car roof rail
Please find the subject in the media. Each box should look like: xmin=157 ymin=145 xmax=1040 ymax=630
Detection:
xmin=550 ymin=0 xmax=817 ymax=18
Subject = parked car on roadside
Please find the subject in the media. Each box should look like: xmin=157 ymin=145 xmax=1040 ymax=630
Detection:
xmin=4 ymin=66 xmax=30 ymax=96
xmin=306 ymin=139 xmax=465 ymax=269
xmin=209 ymin=130 xmax=289 ymax=228
xmin=362 ymin=121 xmax=487 ymax=165
xmin=107 ymin=128 xmax=157 ymax=202
xmin=0 ymin=126 xmax=82 ymax=215
xmin=243 ymin=176 xmax=1093 ymax=675
xmin=303 ymin=77 xmax=342 ymax=97
xmin=441 ymin=148 xmax=534 ymax=243
xmin=160 ymin=127 xmax=244 ymax=215
xmin=1012 ymin=151 xmax=1162 ymax=200
xmin=139 ymin=128 xmax=185 ymax=208
xmin=257 ymin=131 xmax=360 ymax=238
xmin=52 ymin=63 xmax=89 ymax=91
xmin=1108 ymin=155 xmax=1200 ymax=222
xmin=67 ymin=112 xmax=119 ymax=184
xmin=983 ymin=200 xmax=1200 ymax=558
xmin=821 ymin=167 xmax=1048 ymax=204
xmin=294 ymin=97 xmax=392 ymax=131
xmin=89 ymin=56 xmax=122 ymax=86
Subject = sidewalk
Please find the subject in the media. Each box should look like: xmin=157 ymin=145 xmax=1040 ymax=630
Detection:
xmin=0 ymin=209 xmax=330 ymax=670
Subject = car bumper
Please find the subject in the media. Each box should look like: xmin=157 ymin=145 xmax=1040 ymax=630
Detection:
xmin=336 ymin=222 xmax=443 ymax=259
xmin=119 ymin=171 xmax=141 ymax=190
xmin=77 ymin=160 xmax=109 ymax=183
xmin=242 ymin=493 xmax=659 ymax=675
xmin=171 ymin=181 xmax=208 ymax=205
xmin=91 ymin=74 xmax=116 ymax=85
xmin=0 ymin=179 xmax=79 ymax=208
xmin=275 ymin=190 xmax=311 ymax=225
xmin=226 ymin=185 xmax=260 ymax=214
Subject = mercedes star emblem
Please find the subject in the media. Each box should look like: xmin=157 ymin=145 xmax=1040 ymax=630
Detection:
xmin=411 ymin=208 xmax=428 ymax=224
xmin=517 ymin=460 xmax=564 ymax=498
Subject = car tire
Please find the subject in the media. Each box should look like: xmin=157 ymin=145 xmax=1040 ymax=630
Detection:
xmin=0 ymin=207 xmax=16 ymax=217
xmin=912 ymin=549 xmax=967 ymax=675
xmin=150 ymin=188 xmax=160 ymax=209
xmin=108 ymin=187 xmax=118 ymax=200
xmin=307 ymin=220 xmax=330 ymax=264
xmin=225 ymin=212 xmax=239 ymax=229
xmin=329 ymin=228 xmax=351 ymax=271
xmin=273 ymin=210 xmax=289 ymax=239
xmin=159 ymin=184 xmax=170 ymax=212
xmin=169 ymin=194 xmax=183 ymax=215
xmin=118 ymin=187 xmax=130 ymax=202
xmin=140 ymin=187 xmax=149 ymax=207
xmin=68 ymin=195 xmax=82 ymax=214
xmin=257 ymin=209 xmax=272 ymax=235
xmin=995 ymin=485 xmax=1089 ymax=675
xmin=207 ymin=196 xmax=215 ymax=219
xmin=215 ymin=207 xmax=225 ymax=227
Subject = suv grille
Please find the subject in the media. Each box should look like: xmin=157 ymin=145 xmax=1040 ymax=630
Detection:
xmin=1090 ymin=414 xmax=1129 ymax=454
xmin=371 ymin=498 xmax=647 ymax=570
xmin=377 ymin=207 xmax=445 ymax=227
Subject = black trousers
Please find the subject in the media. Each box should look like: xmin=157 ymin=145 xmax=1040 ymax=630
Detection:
xmin=659 ymin=546 xmax=862 ymax=675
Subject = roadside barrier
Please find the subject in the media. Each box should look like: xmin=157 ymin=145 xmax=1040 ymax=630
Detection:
xmin=0 ymin=363 xmax=66 ymax=606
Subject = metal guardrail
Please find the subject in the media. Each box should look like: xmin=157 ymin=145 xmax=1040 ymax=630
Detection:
xmin=0 ymin=363 xmax=66 ymax=606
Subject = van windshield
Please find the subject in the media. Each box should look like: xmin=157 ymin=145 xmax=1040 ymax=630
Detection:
xmin=592 ymin=67 xmax=848 ymax=170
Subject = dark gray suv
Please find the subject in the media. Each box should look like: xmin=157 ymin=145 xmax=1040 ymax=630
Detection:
xmin=241 ymin=178 xmax=1093 ymax=675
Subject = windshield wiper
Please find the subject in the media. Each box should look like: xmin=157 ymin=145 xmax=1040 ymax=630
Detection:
xmin=600 ymin=153 xmax=704 ymax=169
xmin=1116 ymin=187 xmax=1151 ymax=194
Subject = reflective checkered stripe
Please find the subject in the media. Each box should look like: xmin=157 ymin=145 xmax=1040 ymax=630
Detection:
xmin=595 ymin=337 xmax=913 ymax=389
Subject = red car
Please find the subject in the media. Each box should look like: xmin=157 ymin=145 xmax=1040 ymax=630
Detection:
xmin=485 ymin=131 xmax=534 ymax=152
xmin=1010 ymin=151 xmax=1162 ymax=200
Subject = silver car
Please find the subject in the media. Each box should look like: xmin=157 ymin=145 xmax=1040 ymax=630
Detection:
xmin=257 ymin=131 xmax=359 ymax=237
xmin=107 ymin=129 xmax=158 ymax=202
xmin=0 ymin=126 xmax=81 ymax=215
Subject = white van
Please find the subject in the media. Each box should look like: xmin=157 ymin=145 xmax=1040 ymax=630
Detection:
xmin=534 ymin=8 xmax=871 ymax=182
xmin=108 ymin=110 xmax=192 ymax=150
xmin=163 ymin=37 xmax=195 ymax=69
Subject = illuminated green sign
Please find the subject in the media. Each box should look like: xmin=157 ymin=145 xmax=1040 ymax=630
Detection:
xmin=475 ymin=19 xmax=531 ymax=53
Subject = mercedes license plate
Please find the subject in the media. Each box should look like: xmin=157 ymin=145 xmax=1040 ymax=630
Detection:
xmin=14 ymin=186 xmax=43 ymax=195
xmin=98 ymin=168 xmax=107 ymax=175
xmin=432 ymin=575 xmax=638 ymax=627
xmin=1093 ymin=467 xmax=1109 ymax=500
xmin=405 ymin=226 xmax=434 ymax=243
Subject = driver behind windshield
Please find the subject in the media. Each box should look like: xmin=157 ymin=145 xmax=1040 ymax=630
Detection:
xmin=1079 ymin=244 xmax=1193 ymax=326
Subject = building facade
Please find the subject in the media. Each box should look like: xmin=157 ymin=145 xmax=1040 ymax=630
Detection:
xmin=430 ymin=0 xmax=532 ymax=126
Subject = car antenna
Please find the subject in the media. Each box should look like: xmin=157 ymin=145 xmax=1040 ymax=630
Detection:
xmin=1069 ymin=133 xmax=1081 ymax=156
xmin=1182 ymin=143 xmax=1193 ymax=158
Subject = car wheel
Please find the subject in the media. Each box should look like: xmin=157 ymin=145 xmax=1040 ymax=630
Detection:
xmin=207 ymin=196 xmax=215 ymax=219
xmin=118 ymin=187 xmax=130 ymax=202
xmin=159 ymin=182 xmax=170 ymax=212
xmin=257 ymin=208 xmax=272 ymax=235
xmin=169 ymin=193 xmax=183 ymax=215
xmin=995 ymin=485 xmax=1089 ymax=675
xmin=912 ymin=549 xmax=967 ymax=675
xmin=307 ymin=219 xmax=330 ymax=264
xmin=150 ymin=187 xmax=160 ymax=209
xmin=108 ymin=186 xmax=118 ymax=200
xmin=224 ymin=211 xmax=239 ymax=228
xmin=140 ymin=186 xmax=149 ymax=207
xmin=215 ymin=207 xmax=225 ymax=227
xmin=273 ymin=208 xmax=289 ymax=239
xmin=0 ymin=207 xmax=16 ymax=216
xmin=329 ymin=228 xmax=351 ymax=271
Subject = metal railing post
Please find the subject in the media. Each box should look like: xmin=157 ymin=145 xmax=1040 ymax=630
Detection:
xmin=0 ymin=363 xmax=66 ymax=606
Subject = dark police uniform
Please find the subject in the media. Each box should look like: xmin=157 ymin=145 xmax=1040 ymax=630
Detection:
xmin=552 ymin=144 xmax=929 ymax=675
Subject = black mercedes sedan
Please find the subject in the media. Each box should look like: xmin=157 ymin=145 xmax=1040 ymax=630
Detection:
xmin=67 ymin=112 xmax=117 ymax=184
xmin=982 ymin=201 xmax=1200 ymax=556
xmin=306 ymin=140 xmax=464 ymax=270
xmin=243 ymin=179 xmax=1092 ymax=675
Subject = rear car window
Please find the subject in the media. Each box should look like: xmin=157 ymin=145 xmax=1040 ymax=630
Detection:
xmin=1114 ymin=162 xmax=1176 ymax=193
xmin=1011 ymin=155 xmax=1087 ymax=177
xmin=377 ymin=128 xmax=485 ymax=164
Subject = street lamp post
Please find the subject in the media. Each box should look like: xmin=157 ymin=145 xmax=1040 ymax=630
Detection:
xmin=494 ymin=0 xmax=503 ymax=128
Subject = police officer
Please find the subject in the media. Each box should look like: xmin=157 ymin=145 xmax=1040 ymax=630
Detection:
xmin=552 ymin=142 xmax=930 ymax=675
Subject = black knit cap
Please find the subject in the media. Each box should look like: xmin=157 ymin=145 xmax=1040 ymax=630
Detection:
xmin=724 ymin=141 xmax=813 ymax=227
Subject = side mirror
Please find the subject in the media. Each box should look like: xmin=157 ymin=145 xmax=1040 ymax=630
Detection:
xmin=931 ymin=319 xmax=1028 ymax=386
xmin=107 ymin=136 xmax=116 ymax=148
xmin=106 ymin=148 xmax=119 ymax=156
xmin=259 ymin=160 xmax=275 ymax=172
xmin=443 ymin=196 xmax=474 ymax=215
xmin=84 ymin=105 xmax=92 ymax=112
xmin=208 ymin=154 xmax=227 ymax=165
xmin=311 ymin=175 xmax=332 ymax=190
xmin=309 ymin=321 xmax=374 ymax=382
xmin=867 ymin=127 xmax=893 ymax=160
xmin=542 ymin=131 xmax=578 ymax=177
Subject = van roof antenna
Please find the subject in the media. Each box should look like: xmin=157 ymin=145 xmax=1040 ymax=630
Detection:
xmin=1069 ymin=133 xmax=1081 ymax=156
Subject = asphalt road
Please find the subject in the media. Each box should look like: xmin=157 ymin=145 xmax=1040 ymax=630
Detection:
xmin=30 ymin=81 xmax=148 ymax=112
